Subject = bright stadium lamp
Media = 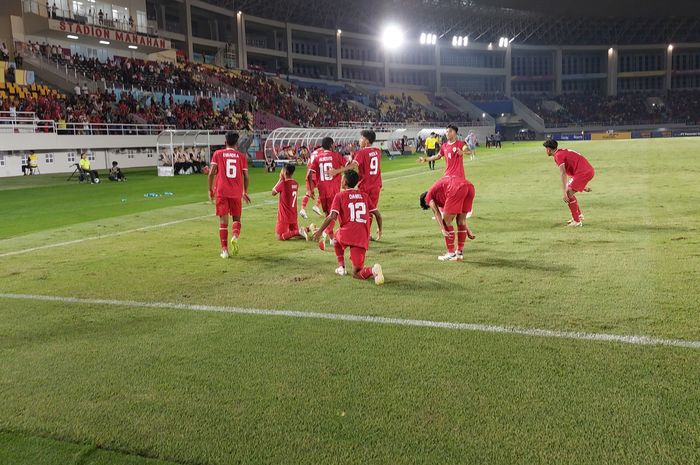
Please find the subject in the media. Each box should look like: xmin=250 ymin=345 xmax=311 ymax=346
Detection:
xmin=452 ymin=36 xmax=458 ymax=47
xmin=381 ymin=24 xmax=405 ymax=50
xmin=420 ymin=33 xmax=427 ymax=45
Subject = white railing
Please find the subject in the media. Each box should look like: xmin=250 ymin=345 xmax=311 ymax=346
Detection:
xmin=0 ymin=116 xmax=174 ymax=135
xmin=337 ymin=120 xmax=491 ymax=130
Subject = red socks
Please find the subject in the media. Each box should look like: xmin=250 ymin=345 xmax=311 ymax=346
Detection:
xmin=315 ymin=197 xmax=322 ymax=207
xmin=232 ymin=221 xmax=241 ymax=238
xmin=357 ymin=267 xmax=374 ymax=280
xmin=457 ymin=226 xmax=467 ymax=252
xmin=444 ymin=226 xmax=455 ymax=253
xmin=280 ymin=229 xmax=301 ymax=241
xmin=219 ymin=223 xmax=228 ymax=249
xmin=301 ymin=194 xmax=310 ymax=209
xmin=325 ymin=219 xmax=336 ymax=240
xmin=334 ymin=241 xmax=345 ymax=267
xmin=568 ymin=197 xmax=581 ymax=222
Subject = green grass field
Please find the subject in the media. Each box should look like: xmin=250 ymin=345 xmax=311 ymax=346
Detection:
xmin=1 ymin=139 xmax=699 ymax=465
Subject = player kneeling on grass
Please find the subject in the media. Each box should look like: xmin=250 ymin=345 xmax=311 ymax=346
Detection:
xmin=543 ymin=139 xmax=595 ymax=227
xmin=208 ymin=131 xmax=251 ymax=259
xmin=420 ymin=176 xmax=475 ymax=262
xmin=272 ymin=163 xmax=311 ymax=241
xmin=312 ymin=170 xmax=384 ymax=285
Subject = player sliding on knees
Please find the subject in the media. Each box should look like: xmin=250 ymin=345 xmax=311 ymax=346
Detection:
xmin=272 ymin=163 xmax=312 ymax=241
xmin=327 ymin=130 xmax=383 ymax=241
xmin=420 ymin=175 xmax=476 ymax=261
xmin=312 ymin=170 xmax=384 ymax=285
xmin=208 ymin=131 xmax=250 ymax=259
xmin=543 ymin=139 xmax=595 ymax=227
xmin=306 ymin=136 xmax=346 ymax=250
xmin=299 ymin=145 xmax=323 ymax=219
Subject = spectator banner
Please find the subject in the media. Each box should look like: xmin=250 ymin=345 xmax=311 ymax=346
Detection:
xmin=49 ymin=20 xmax=171 ymax=50
xmin=590 ymin=132 xmax=631 ymax=140
xmin=552 ymin=133 xmax=591 ymax=141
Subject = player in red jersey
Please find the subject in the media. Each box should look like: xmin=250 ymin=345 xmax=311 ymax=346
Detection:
xmin=300 ymin=146 xmax=323 ymax=219
xmin=307 ymin=137 xmax=346 ymax=249
xmin=329 ymin=130 xmax=383 ymax=240
xmin=543 ymin=139 xmax=595 ymax=227
xmin=272 ymin=163 xmax=311 ymax=241
xmin=313 ymin=170 xmax=384 ymax=285
xmin=208 ymin=131 xmax=250 ymax=258
xmin=418 ymin=124 xmax=468 ymax=180
xmin=420 ymin=176 xmax=476 ymax=261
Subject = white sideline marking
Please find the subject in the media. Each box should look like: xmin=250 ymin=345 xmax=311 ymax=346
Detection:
xmin=0 ymin=150 xmax=522 ymax=258
xmin=0 ymin=200 xmax=276 ymax=259
xmin=1 ymin=293 xmax=698 ymax=350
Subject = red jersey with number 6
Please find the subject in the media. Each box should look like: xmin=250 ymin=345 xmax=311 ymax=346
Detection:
xmin=438 ymin=140 xmax=466 ymax=179
xmin=211 ymin=148 xmax=248 ymax=198
xmin=273 ymin=178 xmax=299 ymax=224
xmin=308 ymin=149 xmax=345 ymax=198
xmin=331 ymin=189 xmax=375 ymax=250
xmin=352 ymin=147 xmax=382 ymax=191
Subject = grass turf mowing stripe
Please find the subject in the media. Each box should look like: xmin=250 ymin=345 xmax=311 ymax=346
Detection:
xmin=2 ymin=293 xmax=699 ymax=349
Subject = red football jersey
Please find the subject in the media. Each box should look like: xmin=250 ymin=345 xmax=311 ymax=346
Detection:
xmin=273 ymin=178 xmax=300 ymax=224
xmin=425 ymin=177 xmax=449 ymax=208
xmin=437 ymin=140 xmax=466 ymax=179
xmin=352 ymin=147 xmax=382 ymax=192
xmin=553 ymin=149 xmax=594 ymax=177
xmin=211 ymin=148 xmax=248 ymax=198
xmin=309 ymin=149 xmax=345 ymax=198
xmin=331 ymin=189 xmax=375 ymax=250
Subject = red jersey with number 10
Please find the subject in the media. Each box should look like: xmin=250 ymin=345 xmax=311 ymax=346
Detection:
xmin=352 ymin=147 xmax=382 ymax=191
xmin=273 ymin=178 xmax=299 ymax=224
xmin=438 ymin=140 xmax=466 ymax=179
xmin=308 ymin=149 xmax=345 ymax=198
xmin=331 ymin=189 xmax=375 ymax=250
xmin=211 ymin=148 xmax=248 ymax=198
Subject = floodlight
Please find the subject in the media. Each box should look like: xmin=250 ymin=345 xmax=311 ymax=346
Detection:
xmin=381 ymin=24 xmax=405 ymax=50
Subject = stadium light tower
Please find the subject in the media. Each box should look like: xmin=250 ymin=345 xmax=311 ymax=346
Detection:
xmin=451 ymin=35 xmax=468 ymax=48
xmin=381 ymin=24 xmax=405 ymax=50
xmin=420 ymin=33 xmax=437 ymax=45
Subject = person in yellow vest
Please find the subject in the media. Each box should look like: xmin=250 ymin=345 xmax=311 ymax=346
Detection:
xmin=425 ymin=132 xmax=439 ymax=171
xmin=79 ymin=152 xmax=99 ymax=183
xmin=22 ymin=151 xmax=38 ymax=175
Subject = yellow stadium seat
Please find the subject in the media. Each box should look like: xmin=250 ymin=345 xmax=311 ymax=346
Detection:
xmin=0 ymin=81 xmax=5 ymax=89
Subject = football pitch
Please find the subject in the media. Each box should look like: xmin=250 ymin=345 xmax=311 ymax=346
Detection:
xmin=1 ymin=139 xmax=699 ymax=465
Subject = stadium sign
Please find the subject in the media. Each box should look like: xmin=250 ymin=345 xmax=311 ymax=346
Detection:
xmin=49 ymin=20 xmax=171 ymax=50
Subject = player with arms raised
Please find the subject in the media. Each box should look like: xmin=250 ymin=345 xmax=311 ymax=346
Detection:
xmin=313 ymin=170 xmax=384 ymax=284
xmin=307 ymin=136 xmax=346 ymax=249
xmin=329 ymin=130 xmax=383 ymax=240
xmin=208 ymin=131 xmax=250 ymax=258
xmin=543 ymin=139 xmax=595 ymax=227
xmin=272 ymin=163 xmax=311 ymax=241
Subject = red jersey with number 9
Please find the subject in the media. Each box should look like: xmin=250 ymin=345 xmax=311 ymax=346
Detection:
xmin=331 ymin=189 xmax=375 ymax=250
xmin=438 ymin=140 xmax=466 ymax=179
xmin=211 ymin=148 xmax=248 ymax=199
xmin=352 ymin=147 xmax=382 ymax=192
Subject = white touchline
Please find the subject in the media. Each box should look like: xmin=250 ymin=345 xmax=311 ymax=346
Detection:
xmin=0 ymin=150 xmax=524 ymax=258
xmin=0 ymin=200 xmax=277 ymax=259
xmin=1 ymin=293 xmax=698 ymax=350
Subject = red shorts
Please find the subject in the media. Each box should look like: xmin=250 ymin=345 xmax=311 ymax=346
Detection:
xmin=362 ymin=187 xmax=381 ymax=211
xmin=336 ymin=240 xmax=367 ymax=269
xmin=444 ymin=183 xmax=475 ymax=215
xmin=569 ymin=169 xmax=595 ymax=193
xmin=319 ymin=196 xmax=334 ymax=214
xmin=276 ymin=222 xmax=298 ymax=236
xmin=215 ymin=197 xmax=242 ymax=217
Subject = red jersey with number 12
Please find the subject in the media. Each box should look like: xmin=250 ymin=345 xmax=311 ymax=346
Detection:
xmin=273 ymin=178 xmax=299 ymax=224
xmin=308 ymin=149 xmax=345 ymax=198
xmin=352 ymin=147 xmax=382 ymax=191
xmin=211 ymin=148 xmax=248 ymax=198
xmin=438 ymin=140 xmax=466 ymax=179
xmin=331 ymin=189 xmax=375 ymax=250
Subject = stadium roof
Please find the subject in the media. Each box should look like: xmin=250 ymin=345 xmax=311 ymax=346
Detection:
xmin=226 ymin=0 xmax=700 ymax=46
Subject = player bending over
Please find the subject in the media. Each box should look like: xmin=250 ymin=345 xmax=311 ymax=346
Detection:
xmin=313 ymin=170 xmax=384 ymax=284
xmin=300 ymin=146 xmax=323 ymax=219
xmin=307 ymin=136 xmax=346 ymax=250
xmin=272 ymin=163 xmax=311 ymax=241
xmin=208 ymin=131 xmax=250 ymax=259
xmin=420 ymin=176 xmax=475 ymax=261
xmin=543 ymin=139 xmax=595 ymax=227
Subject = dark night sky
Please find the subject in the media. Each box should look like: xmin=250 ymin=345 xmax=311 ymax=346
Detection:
xmin=476 ymin=0 xmax=700 ymax=16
